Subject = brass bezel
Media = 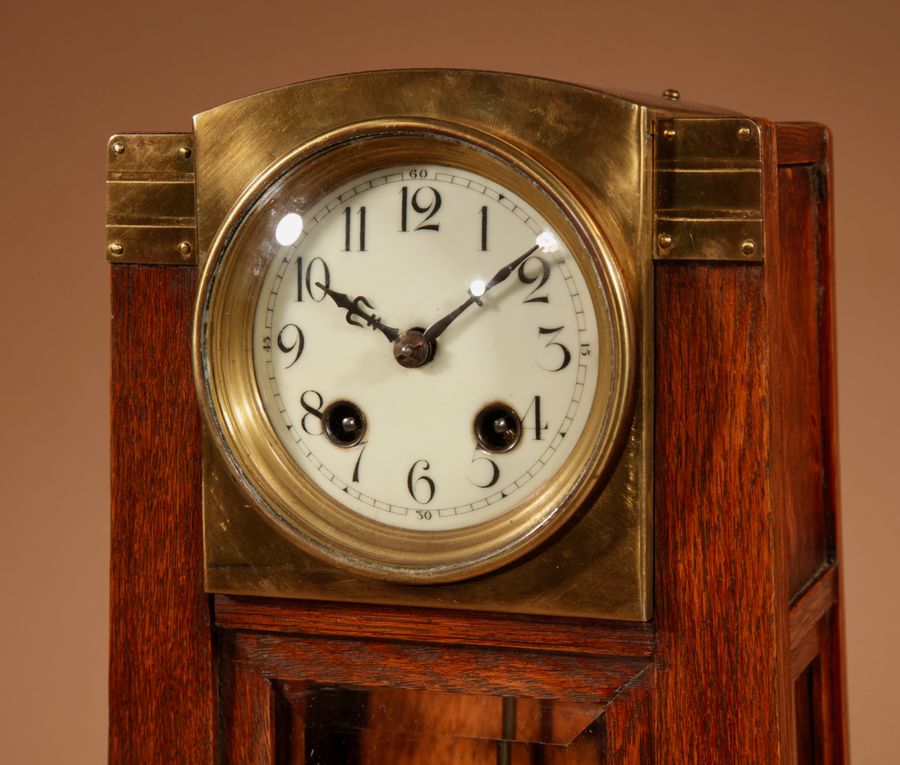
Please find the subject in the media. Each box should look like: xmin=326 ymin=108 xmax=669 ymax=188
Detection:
xmin=194 ymin=117 xmax=635 ymax=583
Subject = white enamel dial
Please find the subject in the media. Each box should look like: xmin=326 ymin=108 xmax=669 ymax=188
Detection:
xmin=249 ymin=162 xmax=608 ymax=532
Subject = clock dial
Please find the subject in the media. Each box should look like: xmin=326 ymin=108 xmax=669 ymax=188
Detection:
xmin=252 ymin=164 xmax=603 ymax=531
xmin=197 ymin=125 xmax=632 ymax=580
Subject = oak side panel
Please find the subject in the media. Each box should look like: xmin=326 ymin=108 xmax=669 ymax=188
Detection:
xmin=109 ymin=265 xmax=214 ymax=763
xmin=653 ymin=263 xmax=789 ymax=761
xmin=774 ymin=122 xmax=847 ymax=761
xmin=768 ymin=162 xmax=829 ymax=598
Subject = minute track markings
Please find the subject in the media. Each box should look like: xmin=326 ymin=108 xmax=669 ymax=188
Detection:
xmin=256 ymin=165 xmax=596 ymax=521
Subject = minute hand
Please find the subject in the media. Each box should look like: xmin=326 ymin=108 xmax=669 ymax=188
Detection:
xmin=422 ymin=244 xmax=539 ymax=344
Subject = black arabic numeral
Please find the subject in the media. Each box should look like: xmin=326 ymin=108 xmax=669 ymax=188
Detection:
xmin=343 ymin=206 xmax=366 ymax=251
xmin=517 ymin=255 xmax=551 ymax=303
xmin=407 ymin=459 xmax=435 ymax=504
xmin=296 ymin=256 xmax=331 ymax=302
xmin=470 ymin=451 xmax=500 ymax=488
xmin=538 ymin=326 xmax=571 ymax=371
xmin=352 ymin=441 xmax=367 ymax=483
xmin=299 ymin=390 xmax=325 ymax=435
xmin=277 ymin=324 xmax=305 ymax=368
xmin=523 ymin=395 xmax=549 ymax=441
xmin=400 ymin=186 xmax=441 ymax=232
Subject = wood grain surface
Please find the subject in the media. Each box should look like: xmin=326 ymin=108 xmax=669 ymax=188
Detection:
xmin=107 ymin=121 xmax=846 ymax=763
xmin=769 ymin=161 xmax=829 ymax=598
xmin=215 ymin=595 xmax=655 ymax=657
xmin=109 ymin=265 xmax=214 ymax=764
xmin=653 ymin=258 xmax=790 ymax=761
xmin=775 ymin=123 xmax=827 ymax=166
xmin=230 ymin=631 xmax=649 ymax=705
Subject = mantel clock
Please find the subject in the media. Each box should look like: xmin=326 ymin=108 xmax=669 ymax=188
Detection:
xmin=108 ymin=70 xmax=847 ymax=763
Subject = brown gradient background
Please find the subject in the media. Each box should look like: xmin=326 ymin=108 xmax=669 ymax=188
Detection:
xmin=1 ymin=1 xmax=897 ymax=762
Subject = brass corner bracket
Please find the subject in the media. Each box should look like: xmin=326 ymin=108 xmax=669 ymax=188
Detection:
xmin=654 ymin=118 xmax=764 ymax=262
xmin=106 ymin=133 xmax=197 ymax=265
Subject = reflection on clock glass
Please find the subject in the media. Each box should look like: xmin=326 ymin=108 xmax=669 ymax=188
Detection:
xmin=249 ymin=163 xmax=609 ymax=531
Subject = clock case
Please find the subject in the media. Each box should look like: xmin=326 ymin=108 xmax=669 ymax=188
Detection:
xmin=108 ymin=70 xmax=847 ymax=763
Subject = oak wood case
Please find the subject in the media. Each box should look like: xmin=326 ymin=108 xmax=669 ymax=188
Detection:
xmin=109 ymin=90 xmax=845 ymax=762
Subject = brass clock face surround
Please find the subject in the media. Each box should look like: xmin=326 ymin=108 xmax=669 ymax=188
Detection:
xmin=194 ymin=117 xmax=635 ymax=583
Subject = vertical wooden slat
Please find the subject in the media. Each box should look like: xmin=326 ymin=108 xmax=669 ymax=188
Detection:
xmin=109 ymin=265 xmax=214 ymax=764
xmin=219 ymin=636 xmax=277 ymax=765
xmin=763 ymin=120 xmax=802 ymax=764
xmin=653 ymin=260 xmax=790 ymax=761
xmin=603 ymin=669 xmax=653 ymax=764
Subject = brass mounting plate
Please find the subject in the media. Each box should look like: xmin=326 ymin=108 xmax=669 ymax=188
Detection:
xmin=106 ymin=133 xmax=196 ymax=265
xmin=654 ymin=118 xmax=764 ymax=262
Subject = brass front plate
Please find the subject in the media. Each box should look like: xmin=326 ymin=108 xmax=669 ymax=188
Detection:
xmin=194 ymin=71 xmax=745 ymax=620
xmin=196 ymin=123 xmax=634 ymax=583
xmin=203 ymin=414 xmax=648 ymax=619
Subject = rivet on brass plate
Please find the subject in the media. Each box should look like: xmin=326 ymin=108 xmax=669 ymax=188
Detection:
xmin=108 ymin=242 xmax=124 ymax=256
xmin=741 ymin=239 xmax=757 ymax=256
xmin=737 ymin=126 xmax=752 ymax=141
xmin=112 ymin=142 xmax=125 ymax=155
xmin=657 ymin=233 xmax=673 ymax=252
xmin=663 ymin=89 xmax=680 ymax=101
xmin=179 ymin=241 xmax=193 ymax=258
xmin=179 ymin=146 xmax=192 ymax=160
xmin=662 ymin=128 xmax=676 ymax=140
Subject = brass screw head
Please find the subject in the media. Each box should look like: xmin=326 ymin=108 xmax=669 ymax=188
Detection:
xmin=108 ymin=242 xmax=124 ymax=256
xmin=737 ymin=126 xmax=753 ymax=141
xmin=178 ymin=241 xmax=193 ymax=259
xmin=662 ymin=127 xmax=677 ymax=141
xmin=658 ymin=233 xmax=674 ymax=251
xmin=179 ymin=146 xmax=192 ymax=160
xmin=112 ymin=142 xmax=125 ymax=155
xmin=663 ymin=89 xmax=681 ymax=101
xmin=741 ymin=239 xmax=757 ymax=256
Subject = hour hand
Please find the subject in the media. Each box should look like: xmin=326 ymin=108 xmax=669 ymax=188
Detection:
xmin=316 ymin=283 xmax=400 ymax=342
